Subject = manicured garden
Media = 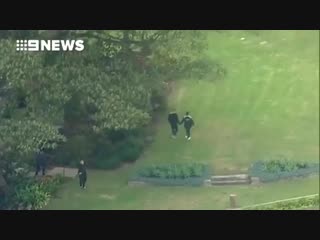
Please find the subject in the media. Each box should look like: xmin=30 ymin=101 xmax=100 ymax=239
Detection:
xmin=45 ymin=30 xmax=319 ymax=210
xmin=2 ymin=31 xmax=317 ymax=210
xmin=130 ymin=163 xmax=209 ymax=186
xmin=249 ymin=157 xmax=319 ymax=182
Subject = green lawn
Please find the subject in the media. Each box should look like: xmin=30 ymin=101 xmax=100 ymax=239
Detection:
xmin=46 ymin=30 xmax=319 ymax=210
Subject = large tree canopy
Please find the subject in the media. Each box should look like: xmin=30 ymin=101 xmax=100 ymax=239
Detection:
xmin=0 ymin=30 xmax=207 ymax=176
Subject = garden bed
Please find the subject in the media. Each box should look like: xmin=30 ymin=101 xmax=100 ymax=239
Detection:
xmin=2 ymin=174 xmax=68 ymax=210
xmin=249 ymin=158 xmax=319 ymax=182
xmin=129 ymin=163 xmax=210 ymax=186
xmin=243 ymin=194 xmax=319 ymax=210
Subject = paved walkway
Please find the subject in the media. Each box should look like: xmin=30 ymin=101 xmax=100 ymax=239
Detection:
xmin=47 ymin=167 xmax=78 ymax=178
xmin=28 ymin=167 xmax=78 ymax=178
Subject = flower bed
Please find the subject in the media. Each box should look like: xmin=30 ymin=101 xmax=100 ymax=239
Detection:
xmin=130 ymin=163 xmax=210 ymax=186
xmin=249 ymin=158 xmax=319 ymax=182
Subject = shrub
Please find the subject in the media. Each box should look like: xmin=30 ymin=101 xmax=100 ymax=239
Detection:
xmin=53 ymin=134 xmax=94 ymax=166
xmin=138 ymin=163 xmax=206 ymax=179
xmin=39 ymin=174 xmax=65 ymax=196
xmin=249 ymin=157 xmax=319 ymax=182
xmin=263 ymin=159 xmax=308 ymax=173
xmin=52 ymin=128 xmax=147 ymax=170
xmin=90 ymin=131 xmax=145 ymax=169
xmin=118 ymin=135 xmax=144 ymax=163
xmin=132 ymin=163 xmax=210 ymax=186
xmin=150 ymin=88 xmax=167 ymax=112
xmin=3 ymin=175 xmax=66 ymax=210
xmin=14 ymin=182 xmax=50 ymax=210
xmin=94 ymin=156 xmax=122 ymax=170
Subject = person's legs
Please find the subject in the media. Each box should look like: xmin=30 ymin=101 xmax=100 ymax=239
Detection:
xmin=83 ymin=177 xmax=87 ymax=189
xmin=171 ymin=124 xmax=177 ymax=137
xmin=79 ymin=176 xmax=83 ymax=188
xmin=41 ymin=166 xmax=45 ymax=176
xmin=172 ymin=124 xmax=178 ymax=136
xmin=35 ymin=164 xmax=40 ymax=176
xmin=186 ymin=127 xmax=191 ymax=140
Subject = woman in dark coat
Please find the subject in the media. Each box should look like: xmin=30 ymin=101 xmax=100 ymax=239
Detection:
xmin=78 ymin=160 xmax=87 ymax=189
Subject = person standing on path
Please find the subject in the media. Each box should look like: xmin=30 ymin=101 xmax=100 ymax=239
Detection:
xmin=168 ymin=109 xmax=180 ymax=138
xmin=180 ymin=112 xmax=195 ymax=141
xmin=35 ymin=151 xmax=47 ymax=176
xmin=78 ymin=160 xmax=87 ymax=189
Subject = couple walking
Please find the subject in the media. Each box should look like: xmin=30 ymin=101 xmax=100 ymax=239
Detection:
xmin=168 ymin=110 xmax=195 ymax=140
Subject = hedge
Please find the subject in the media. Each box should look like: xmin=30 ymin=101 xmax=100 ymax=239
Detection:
xmin=249 ymin=161 xmax=319 ymax=182
xmin=245 ymin=195 xmax=319 ymax=210
xmin=130 ymin=163 xmax=210 ymax=186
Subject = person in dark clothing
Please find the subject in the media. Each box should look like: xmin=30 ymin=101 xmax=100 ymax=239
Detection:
xmin=180 ymin=112 xmax=195 ymax=141
xmin=78 ymin=160 xmax=87 ymax=189
xmin=35 ymin=151 xmax=47 ymax=176
xmin=168 ymin=110 xmax=180 ymax=138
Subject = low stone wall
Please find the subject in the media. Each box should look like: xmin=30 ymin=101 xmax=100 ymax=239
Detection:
xmin=46 ymin=167 xmax=78 ymax=178
xmin=203 ymin=174 xmax=260 ymax=186
xmin=128 ymin=175 xmax=261 ymax=187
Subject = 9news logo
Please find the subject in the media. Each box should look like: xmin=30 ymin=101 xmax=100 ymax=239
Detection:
xmin=16 ymin=40 xmax=84 ymax=52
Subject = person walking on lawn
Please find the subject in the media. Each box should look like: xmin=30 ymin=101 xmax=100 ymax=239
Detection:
xmin=168 ymin=109 xmax=180 ymax=138
xmin=180 ymin=112 xmax=195 ymax=141
xmin=78 ymin=160 xmax=87 ymax=189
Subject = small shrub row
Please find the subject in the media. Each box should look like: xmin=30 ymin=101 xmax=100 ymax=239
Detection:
xmin=249 ymin=158 xmax=319 ymax=182
xmin=247 ymin=195 xmax=319 ymax=210
xmin=131 ymin=163 xmax=210 ymax=186
xmin=139 ymin=163 xmax=206 ymax=179
xmin=263 ymin=159 xmax=308 ymax=173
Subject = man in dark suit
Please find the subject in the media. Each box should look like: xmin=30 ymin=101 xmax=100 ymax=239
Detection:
xmin=168 ymin=109 xmax=180 ymax=138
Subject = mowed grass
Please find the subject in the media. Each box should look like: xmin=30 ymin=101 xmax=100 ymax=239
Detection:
xmin=46 ymin=30 xmax=319 ymax=210
xmin=48 ymin=171 xmax=318 ymax=210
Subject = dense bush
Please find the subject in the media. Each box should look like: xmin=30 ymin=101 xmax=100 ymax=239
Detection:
xmin=53 ymin=135 xmax=94 ymax=167
xmin=249 ymin=157 xmax=319 ymax=182
xmin=14 ymin=182 xmax=50 ymax=210
xmin=119 ymin=136 xmax=144 ymax=163
xmin=94 ymin=155 xmax=122 ymax=169
xmin=40 ymin=175 xmax=65 ymax=195
xmin=131 ymin=163 xmax=210 ymax=186
xmin=90 ymin=130 xmax=145 ymax=169
xmin=247 ymin=195 xmax=319 ymax=210
xmin=2 ymin=174 xmax=66 ymax=210
xmin=52 ymin=128 xmax=147 ymax=170
xmin=150 ymin=88 xmax=168 ymax=112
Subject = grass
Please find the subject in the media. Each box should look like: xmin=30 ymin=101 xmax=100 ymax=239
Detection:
xmin=47 ymin=170 xmax=319 ymax=210
xmin=46 ymin=30 xmax=319 ymax=210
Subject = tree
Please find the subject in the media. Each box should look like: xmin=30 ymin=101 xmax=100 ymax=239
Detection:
xmin=0 ymin=30 xmax=207 ymax=171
